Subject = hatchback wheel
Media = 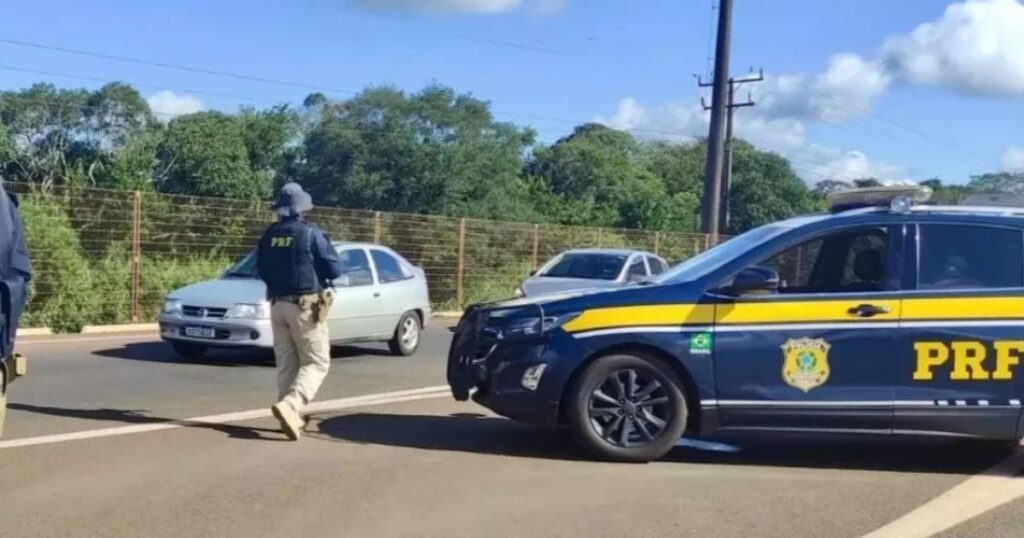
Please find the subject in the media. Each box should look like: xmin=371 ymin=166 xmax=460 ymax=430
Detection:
xmin=567 ymin=353 xmax=688 ymax=463
xmin=389 ymin=312 xmax=421 ymax=356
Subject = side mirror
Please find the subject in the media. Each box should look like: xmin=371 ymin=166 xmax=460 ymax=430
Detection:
xmin=726 ymin=266 xmax=780 ymax=296
xmin=332 ymin=275 xmax=351 ymax=288
xmin=528 ymin=269 xmax=537 ymax=277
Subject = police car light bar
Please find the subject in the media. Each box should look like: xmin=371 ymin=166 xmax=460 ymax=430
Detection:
xmin=826 ymin=185 xmax=933 ymax=213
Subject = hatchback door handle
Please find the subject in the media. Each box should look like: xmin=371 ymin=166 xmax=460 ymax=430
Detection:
xmin=847 ymin=304 xmax=890 ymax=318
xmin=373 ymin=292 xmax=381 ymax=298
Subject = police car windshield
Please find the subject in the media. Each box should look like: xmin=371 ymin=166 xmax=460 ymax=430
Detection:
xmin=653 ymin=225 xmax=790 ymax=285
xmin=223 ymin=251 xmax=259 ymax=278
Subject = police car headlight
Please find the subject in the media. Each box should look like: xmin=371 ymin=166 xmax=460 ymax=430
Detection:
xmin=163 ymin=299 xmax=183 ymax=316
xmin=513 ymin=286 xmax=525 ymax=298
xmin=503 ymin=312 xmax=579 ymax=339
xmin=228 ymin=303 xmax=271 ymax=319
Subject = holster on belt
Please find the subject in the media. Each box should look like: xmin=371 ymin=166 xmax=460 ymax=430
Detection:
xmin=310 ymin=289 xmax=334 ymax=324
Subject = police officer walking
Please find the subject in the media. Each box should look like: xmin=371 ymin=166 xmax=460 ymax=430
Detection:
xmin=257 ymin=182 xmax=343 ymax=440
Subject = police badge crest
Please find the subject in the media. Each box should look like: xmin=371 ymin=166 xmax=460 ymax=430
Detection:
xmin=781 ymin=338 xmax=831 ymax=392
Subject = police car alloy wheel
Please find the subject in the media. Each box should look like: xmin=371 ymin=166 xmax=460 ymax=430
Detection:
xmin=567 ymin=353 xmax=688 ymax=463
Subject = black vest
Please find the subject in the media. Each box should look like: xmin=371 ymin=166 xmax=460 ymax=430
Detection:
xmin=258 ymin=219 xmax=321 ymax=298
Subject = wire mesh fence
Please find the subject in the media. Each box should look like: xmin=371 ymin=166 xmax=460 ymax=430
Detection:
xmin=6 ymin=182 xmax=723 ymax=331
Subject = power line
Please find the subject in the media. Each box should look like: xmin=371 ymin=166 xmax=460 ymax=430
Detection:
xmin=0 ymin=64 xmax=261 ymax=103
xmin=0 ymin=37 xmax=359 ymax=96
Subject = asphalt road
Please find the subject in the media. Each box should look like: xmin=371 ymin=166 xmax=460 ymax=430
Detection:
xmin=2 ymin=324 xmax=1024 ymax=538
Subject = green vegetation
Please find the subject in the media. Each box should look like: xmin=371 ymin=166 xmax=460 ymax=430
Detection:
xmin=4 ymin=80 xmax=1018 ymax=331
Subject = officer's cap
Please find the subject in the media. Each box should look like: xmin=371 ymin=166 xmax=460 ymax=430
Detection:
xmin=270 ymin=182 xmax=314 ymax=217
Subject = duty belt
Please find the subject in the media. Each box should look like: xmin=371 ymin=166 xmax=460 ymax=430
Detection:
xmin=271 ymin=293 xmax=315 ymax=304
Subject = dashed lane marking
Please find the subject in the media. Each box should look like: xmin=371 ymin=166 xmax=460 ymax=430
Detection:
xmin=0 ymin=385 xmax=450 ymax=450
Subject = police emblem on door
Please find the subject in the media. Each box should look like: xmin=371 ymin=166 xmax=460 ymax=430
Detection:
xmin=781 ymin=338 xmax=831 ymax=392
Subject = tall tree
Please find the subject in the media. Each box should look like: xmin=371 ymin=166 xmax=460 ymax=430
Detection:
xmin=157 ymin=111 xmax=266 ymax=199
xmin=968 ymin=172 xmax=1024 ymax=194
xmin=727 ymin=140 xmax=817 ymax=232
xmin=299 ymin=85 xmax=537 ymax=219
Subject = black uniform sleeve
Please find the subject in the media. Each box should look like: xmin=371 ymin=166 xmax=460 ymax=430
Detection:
xmin=312 ymin=228 xmax=344 ymax=282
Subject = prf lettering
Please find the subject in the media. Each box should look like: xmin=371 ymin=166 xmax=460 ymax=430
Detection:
xmin=270 ymin=236 xmax=293 ymax=248
xmin=914 ymin=341 xmax=1024 ymax=381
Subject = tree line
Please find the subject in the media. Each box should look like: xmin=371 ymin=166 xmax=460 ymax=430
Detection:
xmin=2 ymin=81 xmax=1021 ymax=234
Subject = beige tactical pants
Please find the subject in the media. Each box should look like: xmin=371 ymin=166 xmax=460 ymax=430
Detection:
xmin=271 ymin=296 xmax=331 ymax=414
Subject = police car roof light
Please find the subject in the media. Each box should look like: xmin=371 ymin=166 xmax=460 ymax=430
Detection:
xmin=826 ymin=185 xmax=933 ymax=214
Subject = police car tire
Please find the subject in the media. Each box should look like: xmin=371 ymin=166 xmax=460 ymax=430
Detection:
xmin=388 ymin=312 xmax=421 ymax=356
xmin=568 ymin=353 xmax=688 ymax=463
xmin=172 ymin=342 xmax=208 ymax=360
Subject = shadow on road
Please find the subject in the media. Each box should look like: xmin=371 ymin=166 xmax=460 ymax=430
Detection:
xmin=315 ymin=412 xmax=580 ymax=460
xmin=318 ymin=412 xmax=1016 ymax=474
xmin=8 ymin=402 xmax=286 ymax=442
xmin=91 ymin=342 xmax=391 ymax=367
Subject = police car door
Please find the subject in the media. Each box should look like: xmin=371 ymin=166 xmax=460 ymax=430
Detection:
xmin=713 ymin=225 xmax=904 ymax=433
xmin=897 ymin=223 xmax=1024 ymax=439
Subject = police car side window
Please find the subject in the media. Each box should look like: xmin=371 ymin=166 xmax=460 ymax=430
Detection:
xmin=648 ymin=256 xmax=668 ymax=275
xmin=335 ymin=249 xmax=373 ymax=287
xmin=371 ymin=250 xmax=411 ymax=284
xmin=762 ymin=238 xmax=824 ymax=292
xmin=760 ymin=228 xmax=888 ymax=294
xmin=918 ymin=225 xmax=1023 ymax=290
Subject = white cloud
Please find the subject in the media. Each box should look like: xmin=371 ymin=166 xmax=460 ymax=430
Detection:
xmin=1001 ymin=147 xmax=1024 ymax=171
xmin=146 ymin=91 xmax=205 ymax=121
xmin=354 ymin=0 xmax=520 ymax=13
xmin=757 ymin=54 xmax=890 ymax=123
xmin=882 ymin=0 xmax=1024 ymax=96
xmin=796 ymin=145 xmax=908 ymax=183
xmin=598 ymin=96 xmax=904 ymax=184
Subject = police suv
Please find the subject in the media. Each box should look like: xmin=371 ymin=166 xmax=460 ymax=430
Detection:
xmin=447 ymin=186 xmax=1024 ymax=462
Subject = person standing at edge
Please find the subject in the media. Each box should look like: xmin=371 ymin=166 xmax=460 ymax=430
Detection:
xmin=256 ymin=182 xmax=343 ymax=440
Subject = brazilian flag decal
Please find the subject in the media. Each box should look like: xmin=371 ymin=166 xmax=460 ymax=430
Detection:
xmin=689 ymin=332 xmax=712 ymax=355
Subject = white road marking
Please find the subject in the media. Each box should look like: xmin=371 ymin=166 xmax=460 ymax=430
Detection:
xmin=18 ymin=334 xmax=158 ymax=346
xmin=862 ymin=444 xmax=1024 ymax=538
xmin=0 ymin=385 xmax=451 ymax=450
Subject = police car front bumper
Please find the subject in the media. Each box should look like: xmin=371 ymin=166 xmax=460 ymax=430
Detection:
xmin=159 ymin=315 xmax=274 ymax=348
xmin=447 ymin=307 xmax=580 ymax=429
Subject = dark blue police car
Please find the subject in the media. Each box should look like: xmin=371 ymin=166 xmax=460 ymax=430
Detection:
xmin=447 ymin=186 xmax=1024 ymax=462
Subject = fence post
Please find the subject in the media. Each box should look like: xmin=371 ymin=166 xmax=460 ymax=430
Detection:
xmin=654 ymin=232 xmax=660 ymax=256
xmin=373 ymin=211 xmax=381 ymax=243
xmin=532 ymin=224 xmax=540 ymax=270
xmin=130 ymin=191 xmax=142 ymax=323
xmin=456 ymin=218 xmax=466 ymax=311
xmin=704 ymin=234 xmax=711 ymax=251
xmin=597 ymin=228 xmax=603 ymax=248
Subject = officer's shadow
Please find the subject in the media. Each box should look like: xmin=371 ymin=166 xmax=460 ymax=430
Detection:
xmin=7 ymin=402 xmax=287 ymax=442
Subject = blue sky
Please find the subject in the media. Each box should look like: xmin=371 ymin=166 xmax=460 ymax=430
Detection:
xmin=3 ymin=0 xmax=1023 ymax=184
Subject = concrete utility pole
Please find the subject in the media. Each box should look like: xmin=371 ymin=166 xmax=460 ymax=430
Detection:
xmin=701 ymin=69 xmax=763 ymax=233
xmin=699 ymin=0 xmax=733 ymax=238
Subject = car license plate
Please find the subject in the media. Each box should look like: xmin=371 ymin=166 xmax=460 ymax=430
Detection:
xmin=184 ymin=326 xmax=216 ymax=339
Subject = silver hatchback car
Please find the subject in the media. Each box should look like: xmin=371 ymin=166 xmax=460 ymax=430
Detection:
xmin=516 ymin=248 xmax=669 ymax=297
xmin=159 ymin=242 xmax=431 ymax=359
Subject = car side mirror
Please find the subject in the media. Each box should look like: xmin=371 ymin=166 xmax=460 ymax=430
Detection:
xmin=528 ymin=269 xmax=537 ymax=277
xmin=332 ymin=275 xmax=351 ymax=288
xmin=726 ymin=266 xmax=780 ymax=296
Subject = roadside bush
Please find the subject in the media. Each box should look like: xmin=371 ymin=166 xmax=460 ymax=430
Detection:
xmin=19 ymin=196 xmax=101 ymax=332
xmin=139 ymin=255 xmax=233 ymax=320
